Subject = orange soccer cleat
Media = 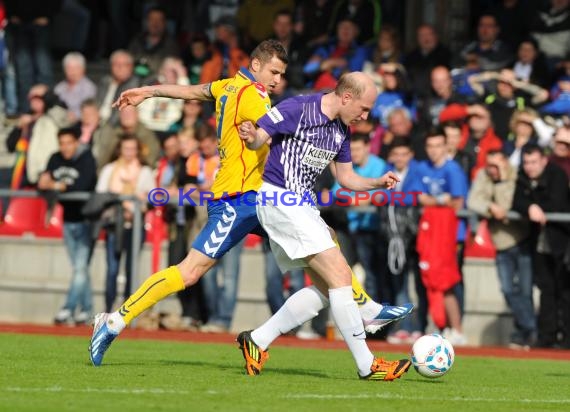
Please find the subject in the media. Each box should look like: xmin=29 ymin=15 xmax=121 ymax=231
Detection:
xmin=236 ymin=330 xmax=269 ymax=376
xmin=359 ymin=357 xmax=411 ymax=381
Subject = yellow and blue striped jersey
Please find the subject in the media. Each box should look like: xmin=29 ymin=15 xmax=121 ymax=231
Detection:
xmin=209 ymin=68 xmax=271 ymax=199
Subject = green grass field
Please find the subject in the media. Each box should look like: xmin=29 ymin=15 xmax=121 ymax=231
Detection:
xmin=1 ymin=333 xmax=569 ymax=412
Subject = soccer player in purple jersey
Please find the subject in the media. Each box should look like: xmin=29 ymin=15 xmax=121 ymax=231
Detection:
xmin=237 ymin=72 xmax=412 ymax=381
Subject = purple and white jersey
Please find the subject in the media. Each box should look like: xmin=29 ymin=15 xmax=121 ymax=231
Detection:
xmin=257 ymin=93 xmax=351 ymax=201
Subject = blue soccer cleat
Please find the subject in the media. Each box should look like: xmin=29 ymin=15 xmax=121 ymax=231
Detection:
xmin=89 ymin=313 xmax=119 ymax=366
xmin=363 ymin=303 xmax=414 ymax=334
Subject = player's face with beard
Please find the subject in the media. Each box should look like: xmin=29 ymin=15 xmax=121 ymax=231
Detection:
xmin=253 ymin=56 xmax=287 ymax=94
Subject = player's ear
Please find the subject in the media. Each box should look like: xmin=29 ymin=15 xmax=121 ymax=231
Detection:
xmin=251 ymin=58 xmax=261 ymax=73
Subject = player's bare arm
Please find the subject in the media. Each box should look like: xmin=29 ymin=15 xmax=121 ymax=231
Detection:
xmin=112 ymin=83 xmax=214 ymax=110
xmin=335 ymin=161 xmax=399 ymax=191
xmin=238 ymin=121 xmax=270 ymax=150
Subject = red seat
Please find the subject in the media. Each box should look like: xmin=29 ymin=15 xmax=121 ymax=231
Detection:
xmin=464 ymin=220 xmax=496 ymax=259
xmin=0 ymin=197 xmax=47 ymax=236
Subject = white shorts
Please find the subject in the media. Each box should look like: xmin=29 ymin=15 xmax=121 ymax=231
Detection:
xmin=256 ymin=182 xmax=336 ymax=272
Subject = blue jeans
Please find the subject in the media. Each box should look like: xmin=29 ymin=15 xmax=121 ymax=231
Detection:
xmin=62 ymin=222 xmax=93 ymax=314
xmin=202 ymin=238 xmax=245 ymax=329
xmin=495 ymin=242 xmax=536 ymax=340
xmin=104 ymin=226 xmax=144 ymax=312
xmin=8 ymin=23 xmax=53 ymax=112
xmin=1 ymin=60 xmax=18 ymax=115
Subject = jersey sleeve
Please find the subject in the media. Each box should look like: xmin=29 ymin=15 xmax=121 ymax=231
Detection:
xmin=209 ymin=79 xmax=224 ymax=100
xmin=334 ymin=128 xmax=352 ymax=163
xmin=238 ymin=83 xmax=272 ymax=124
xmin=256 ymin=97 xmax=301 ymax=137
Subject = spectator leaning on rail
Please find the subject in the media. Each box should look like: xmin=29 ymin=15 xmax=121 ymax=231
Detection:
xmin=512 ymin=144 xmax=570 ymax=349
xmin=467 ymin=149 xmax=536 ymax=349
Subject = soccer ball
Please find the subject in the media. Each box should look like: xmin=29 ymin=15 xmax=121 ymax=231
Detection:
xmin=410 ymin=333 xmax=454 ymax=378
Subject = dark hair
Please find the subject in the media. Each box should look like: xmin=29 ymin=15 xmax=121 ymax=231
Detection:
xmin=519 ymin=37 xmax=539 ymax=51
xmin=196 ymin=123 xmax=217 ymax=141
xmin=441 ymin=121 xmax=462 ymax=131
xmin=389 ymin=137 xmax=413 ymax=152
xmin=214 ymin=15 xmax=238 ymax=33
xmin=190 ymin=32 xmax=210 ymax=46
xmin=111 ymin=134 xmax=147 ymax=165
xmin=486 ymin=149 xmax=505 ymax=158
xmin=336 ymin=16 xmax=359 ymax=27
xmin=522 ymin=143 xmax=544 ymax=157
xmin=478 ymin=13 xmax=498 ymax=26
xmin=43 ymin=90 xmax=67 ymax=111
xmin=250 ymin=39 xmax=288 ymax=65
xmin=350 ymin=132 xmax=370 ymax=144
xmin=373 ymin=24 xmax=401 ymax=64
xmin=160 ymin=133 xmax=178 ymax=149
xmin=58 ymin=126 xmax=81 ymax=140
xmin=147 ymin=6 xmax=167 ymax=18
xmin=425 ymin=126 xmax=446 ymax=142
xmin=417 ymin=23 xmax=438 ymax=36
xmin=274 ymin=8 xmax=293 ymax=21
xmin=80 ymin=98 xmax=98 ymax=110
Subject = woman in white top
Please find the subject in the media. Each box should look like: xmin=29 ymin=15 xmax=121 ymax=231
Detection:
xmin=96 ymin=134 xmax=154 ymax=312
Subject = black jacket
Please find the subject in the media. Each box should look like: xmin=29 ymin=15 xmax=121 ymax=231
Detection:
xmin=512 ymin=161 xmax=570 ymax=255
xmin=45 ymin=146 xmax=97 ymax=222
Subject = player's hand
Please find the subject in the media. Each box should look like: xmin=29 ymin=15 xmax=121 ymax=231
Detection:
xmin=112 ymin=87 xmax=149 ymax=110
xmin=377 ymin=171 xmax=400 ymax=190
xmin=238 ymin=121 xmax=256 ymax=143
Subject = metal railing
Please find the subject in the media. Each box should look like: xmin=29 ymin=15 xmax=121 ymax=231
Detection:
xmin=0 ymin=189 xmax=144 ymax=286
xmin=2 ymin=187 xmax=570 ymax=293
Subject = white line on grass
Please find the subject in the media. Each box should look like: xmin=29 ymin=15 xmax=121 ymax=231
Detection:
xmin=3 ymin=387 xmax=192 ymax=395
xmin=285 ymin=393 xmax=570 ymax=404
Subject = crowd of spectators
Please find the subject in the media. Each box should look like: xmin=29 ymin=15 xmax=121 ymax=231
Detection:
xmin=1 ymin=0 xmax=569 ymax=349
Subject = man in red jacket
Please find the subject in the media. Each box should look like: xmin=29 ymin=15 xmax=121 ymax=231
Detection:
xmin=439 ymin=103 xmax=502 ymax=180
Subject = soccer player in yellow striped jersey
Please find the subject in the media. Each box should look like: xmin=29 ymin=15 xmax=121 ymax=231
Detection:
xmin=208 ymin=69 xmax=271 ymax=199
xmin=89 ymin=40 xmax=409 ymax=367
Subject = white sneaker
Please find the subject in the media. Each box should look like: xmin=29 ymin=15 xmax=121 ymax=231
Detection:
xmin=179 ymin=316 xmax=201 ymax=331
xmin=446 ymin=328 xmax=467 ymax=346
xmin=296 ymin=330 xmax=322 ymax=340
xmin=74 ymin=312 xmax=91 ymax=325
xmin=54 ymin=309 xmax=72 ymax=324
xmin=200 ymin=323 xmax=228 ymax=333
